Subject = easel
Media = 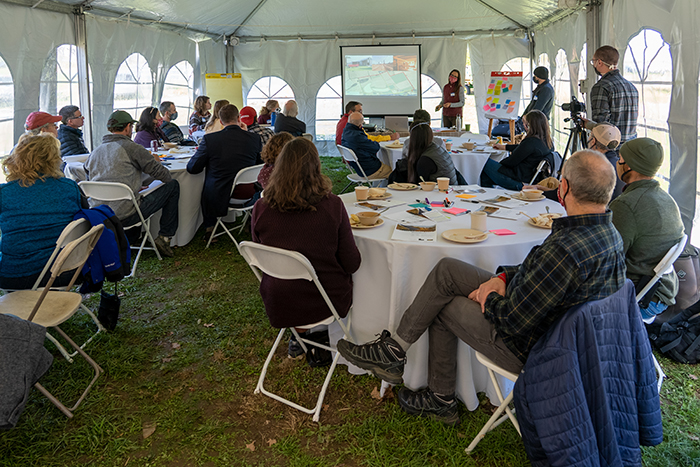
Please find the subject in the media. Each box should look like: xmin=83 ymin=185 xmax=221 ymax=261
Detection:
xmin=487 ymin=118 xmax=516 ymax=140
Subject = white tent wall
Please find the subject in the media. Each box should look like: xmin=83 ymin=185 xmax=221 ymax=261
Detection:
xmin=232 ymin=37 xmax=467 ymax=153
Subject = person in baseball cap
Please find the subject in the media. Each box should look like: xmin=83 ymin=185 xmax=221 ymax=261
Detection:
xmin=240 ymin=106 xmax=275 ymax=145
xmin=586 ymin=123 xmax=624 ymax=200
xmin=106 ymin=110 xmax=139 ymax=133
xmin=25 ymin=111 xmax=62 ymax=137
xmin=239 ymin=106 xmax=257 ymax=127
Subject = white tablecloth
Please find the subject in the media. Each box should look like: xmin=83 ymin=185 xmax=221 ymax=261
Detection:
xmin=378 ymin=135 xmax=507 ymax=185
xmin=336 ymin=186 xmax=564 ymax=410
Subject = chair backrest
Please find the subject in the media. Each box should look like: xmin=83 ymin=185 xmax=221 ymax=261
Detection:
xmin=229 ymin=164 xmax=264 ymax=197
xmin=238 ymin=241 xmax=353 ymax=340
xmin=78 ymin=181 xmax=138 ymax=203
xmin=635 ymin=234 xmax=688 ymax=303
xmin=301 ymin=133 xmax=313 ymax=141
xmin=28 ymin=224 xmax=104 ymax=322
xmin=336 ymin=145 xmax=370 ymax=179
xmin=32 ymin=219 xmax=91 ymax=290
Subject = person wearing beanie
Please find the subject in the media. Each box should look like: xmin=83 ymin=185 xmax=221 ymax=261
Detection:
xmin=610 ymin=137 xmax=685 ymax=319
xmin=491 ymin=66 xmax=554 ymax=138
xmin=240 ymin=106 xmax=274 ymax=146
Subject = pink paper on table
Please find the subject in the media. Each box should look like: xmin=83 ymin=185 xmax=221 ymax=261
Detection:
xmin=490 ymin=229 xmax=516 ymax=236
xmin=442 ymin=207 xmax=469 ymax=215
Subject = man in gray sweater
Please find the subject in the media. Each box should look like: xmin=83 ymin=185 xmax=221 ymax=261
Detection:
xmin=610 ymin=137 xmax=685 ymax=319
xmin=85 ymin=110 xmax=180 ymax=257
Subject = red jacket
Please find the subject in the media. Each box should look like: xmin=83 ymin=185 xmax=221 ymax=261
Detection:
xmin=335 ymin=113 xmax=350 ymax=145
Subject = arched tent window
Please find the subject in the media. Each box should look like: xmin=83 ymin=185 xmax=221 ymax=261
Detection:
xmin=501 ymin=57 xmax=532 ymax=118
xmin=40 ymin=44 xmax=93 ymax=116
xmin=0 ymin=55 xmax=13 ymax=156
xmin=552 ymin=49 xmax=571 ymax=150
xmin=315 ymin=76 xmax=342 ymax=141
xmin=623 ymin=28 xmax=672 ymax=189
xmin=113 ymin=53 xmax=153 ymax=120
xmin=421 ymin=74 xmax=443 ymax=128
xmin=245 ymin=76 xmax=295 ymax=119
xmin=538 ymin=53 xmax=550 ymax=70
xmin=162 ymin=61 xmax=194 ymax=122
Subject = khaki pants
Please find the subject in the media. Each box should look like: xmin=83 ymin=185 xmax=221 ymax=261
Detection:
xmin=368 ymin=163 xmax=392 ymax=179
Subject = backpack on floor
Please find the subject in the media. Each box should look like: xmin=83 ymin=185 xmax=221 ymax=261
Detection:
xmin=646 ymin=304 xmax=700 ymax=364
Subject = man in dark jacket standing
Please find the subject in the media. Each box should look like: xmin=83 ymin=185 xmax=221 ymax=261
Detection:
xmin=492 ymin=66 xmax=554 ymax=137
xmin=338 ymin=150 xmax=626 ymax=425
xmin=341 ymin=112 xmax=391 ymax=179
xmin=57 ymin=105 xmax=89 ymax=156
xmin=187 ymin=104 xmax=262 ymax=234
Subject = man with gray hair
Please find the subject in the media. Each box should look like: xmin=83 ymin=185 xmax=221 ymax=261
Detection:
xmin=57 ymin=105 xmax=89 ymax=156
xmin=273 ymin=100 xmax=306 ymax=136
xmin=23 ymin=111 xmax=61 ymax=138
xmin=338 ymin=149 xmax=627 ymax=425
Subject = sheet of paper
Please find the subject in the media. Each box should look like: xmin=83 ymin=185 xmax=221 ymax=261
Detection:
xmin=422 ymin=210 xmax=451 ymax=223
xmin=477 ymin=206 xmax=520 ymax=220
xmin=391 ymin=221 xmax=437 ymax=242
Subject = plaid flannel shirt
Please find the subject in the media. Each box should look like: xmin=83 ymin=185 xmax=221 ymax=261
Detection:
xmin=247 ymin=124 xmax=274 ymax=146
xmin=484 ymin=211 xmax=627 ymax=362
xmin=160 ymin=121 xmax=184 ymax=144
xmin=590 ymin=69 xmax=639 ymax=143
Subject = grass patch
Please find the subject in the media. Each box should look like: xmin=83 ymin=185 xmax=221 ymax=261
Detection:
xmin=1 ymin=155 xmax=698 ymax=466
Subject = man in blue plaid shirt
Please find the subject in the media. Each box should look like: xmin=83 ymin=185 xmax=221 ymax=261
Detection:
xmin=338 ymin=149 xmax=627 ymax=425
xmin=584 ymin=45 xmax=639 ymax=144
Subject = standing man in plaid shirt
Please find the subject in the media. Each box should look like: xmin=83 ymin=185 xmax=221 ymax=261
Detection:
xmin=584 ymin=45 xmax=639 ymax=144
xmin=338 ymin=149 xmax=627 ymax=426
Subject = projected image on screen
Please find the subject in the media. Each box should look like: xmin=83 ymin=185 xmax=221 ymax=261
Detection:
xmin=344 ymin=54 xmax=418 ymax=96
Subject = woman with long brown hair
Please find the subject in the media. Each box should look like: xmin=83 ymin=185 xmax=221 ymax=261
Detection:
xmin=134 ymin=106 xmax=168 ymax=148
xmin=204 ymin=99 xmax=230 ymax=134
xmin=189 ymin=95 xmax=211 ymax=134
xmin=480 ymin=109 xmax=554 ymax=191
xmin=251 ymin=138 xmax=360 ymax=356
xmin=405 ymin=123 xmax=458 ymax=185
xmin=0 ymin=134 xmax=84 ymax=289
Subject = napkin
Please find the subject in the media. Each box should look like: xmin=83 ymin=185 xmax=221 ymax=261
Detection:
xmin=490 ymin=229 xmax=516 ymax=236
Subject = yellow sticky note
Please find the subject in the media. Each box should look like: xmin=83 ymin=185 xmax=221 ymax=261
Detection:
xmin=456 ymin=194 xmax=477 ymax=199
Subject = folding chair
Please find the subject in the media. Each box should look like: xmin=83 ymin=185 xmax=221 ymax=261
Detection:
xmin=529 ymin=151 xmax=562 ymax=185
xmin=79 ymin=181 xmax=162 ymax=277
xmin=636 ymin=233 xmax=688 ymax=391
xmin=206 ymin=164 xmax=263 ymax=248
xmin=0 ymin=225 xmax=105 ymax=418
xmin=301 ymin=133 xmax=313 ymax=141
xmin=337 ymin=144 xmax=386 ymax=193
xmin=465 ymin=353 xmax=520 ymax=453
xmin=238 ymin=241 xmax=355 ymax=422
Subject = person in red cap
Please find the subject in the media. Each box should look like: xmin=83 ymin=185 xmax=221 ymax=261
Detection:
xmin=24 ymin=111 xmax=62 ymax=138
xmin=240 ymin=106 xmax=274 ymax=146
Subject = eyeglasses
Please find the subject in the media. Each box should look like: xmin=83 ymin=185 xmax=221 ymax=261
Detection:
xmin=70 ymin=115 xmax=85 ymax=120
xmin=590 ymin=58 xmax=615 ymax=68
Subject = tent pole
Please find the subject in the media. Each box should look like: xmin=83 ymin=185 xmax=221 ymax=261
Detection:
xmin=583 ymin=0 xmax=601 ymax=114
xmin=74 ymin=6 xmax=93 ymax=151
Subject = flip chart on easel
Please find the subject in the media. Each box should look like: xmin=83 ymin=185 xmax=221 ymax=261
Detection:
xmin=483 ymin=71 xmax=522 ymax=120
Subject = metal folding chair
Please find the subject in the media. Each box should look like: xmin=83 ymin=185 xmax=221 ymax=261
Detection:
xmin=206 ymin=164 xmax=264 ymax=248
xmin=0 ymin=225 xmax=105 ymax=418
xmin=79 ymin=181 xmax=162 ymax=277
xmin=238 ymin=241 xmax=354 ymax=422
xmin=336 ymin=144 xmax=386 ymax=193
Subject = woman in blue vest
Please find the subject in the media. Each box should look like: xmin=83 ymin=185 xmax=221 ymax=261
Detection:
xmin=435 ymin=69 xmax=464 ymax=128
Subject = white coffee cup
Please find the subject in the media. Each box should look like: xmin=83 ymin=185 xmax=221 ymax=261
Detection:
xmin=471 ymin=211 xmax=488 ymax=231
xmin=437 ymin=177 xmax=450 ymax=192
xmin=355 ymin=186 xmax=369 ymax=201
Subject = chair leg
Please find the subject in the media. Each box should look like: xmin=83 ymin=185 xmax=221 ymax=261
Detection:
xmin=143 ymin=219 xmax=163 ymax=261
xmin=46 ymin=331 xmax=74 ymax=363
xmin=206 ymin=219 xmax=221 ymax=249
xmin=466 ymin=368 xmax=519 ymax=453
xmin=235 ymin=212 xmax=251 ymax=235
xmin=255 ymin=328 xmax=286 ymax=395
xmin=129 ymin=233 xmax=149 ymax=278
xmin=48 ymin=303 xmax=105 ymax=361
xmin=340 ymin=181 xmax=355 ymax=194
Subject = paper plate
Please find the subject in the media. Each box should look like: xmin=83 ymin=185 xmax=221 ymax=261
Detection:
xmin=511 ymin=192 xmax=546 ymax=201
xmin=441 ymin=228 xmax=488 ymax=243
xmin=527 ymin=214 xmax=562 ymax=229
xmin=351 ymin=218 xmax=384 ymax=229
xmin=388 ymin=183 xmax=419 ymax=191
xmin=368 ymin=193 xmax=392 ymax=200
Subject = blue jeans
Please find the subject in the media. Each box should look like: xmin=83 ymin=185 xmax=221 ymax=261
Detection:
xmin=122 ymin=179 xmax=180 ymax=237
xmin=480 ymin=159 xmax=524 ymax=191
xmin=640 ymin=300 xmax=668 ymax=321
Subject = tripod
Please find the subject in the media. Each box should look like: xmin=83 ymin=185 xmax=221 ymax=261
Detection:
xmin=558 ymin=116 xmax=588 ymax=178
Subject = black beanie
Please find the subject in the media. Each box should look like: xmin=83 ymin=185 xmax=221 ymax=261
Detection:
xmin=534 ymin=66 xmax=549 ymax=80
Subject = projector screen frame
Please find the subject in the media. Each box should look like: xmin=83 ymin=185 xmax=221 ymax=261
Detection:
xmin=340 ymin=44 xmax=422 ymax=118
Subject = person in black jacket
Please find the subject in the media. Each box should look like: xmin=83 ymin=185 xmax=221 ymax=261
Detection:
xmin=273 ymin=100 xmax=306 ymax=136
xmin=492 ymin=66 xmax=554 ymax=138
xmin=57 ymin=105 xmax=89 ymax=157
xmin=186 ymin=104 xmax=262 ymax=237
xmin=480 ymin=110 xmax=553 ymax=191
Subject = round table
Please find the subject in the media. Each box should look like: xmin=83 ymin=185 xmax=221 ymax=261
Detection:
xmin=378 ymin=135 xmax=507 ymax=185
xmin=335 ymin=185 xmax=564 ymax=409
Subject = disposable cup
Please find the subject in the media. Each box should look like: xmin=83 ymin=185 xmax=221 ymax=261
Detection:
xmin=355 ymin=186 xmax=369 ymax=201
xmin=437 ymin=177 xmax=450 ymax=192
xmin=471 ymin=211 xmax=488 ymax=231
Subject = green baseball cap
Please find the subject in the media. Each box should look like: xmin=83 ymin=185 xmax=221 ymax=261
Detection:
xmin=107 ymin=110 xmax=138 ymax=128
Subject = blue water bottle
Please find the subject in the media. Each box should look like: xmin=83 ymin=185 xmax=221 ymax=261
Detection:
xmin=270 ymin=111 xmax=277 ymax=126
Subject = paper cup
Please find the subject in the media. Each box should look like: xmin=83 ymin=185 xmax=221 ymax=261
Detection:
xmin=464 ymin=123 xmax=471 ymax=132
xmin=355 ymin=186 xmax=369 ymax=201
xmin=437 ymin=177 xmax=450 ymax=192
xmin=445 ymin=142 xmax=453 ymax=151
xmin=471 ymin=211 xmax=487 ymax=231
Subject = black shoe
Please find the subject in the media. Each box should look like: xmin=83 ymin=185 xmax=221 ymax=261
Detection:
xmin=154 ymin=235 xmax=174 ymax=257
xmin=288 ymin=334 xmax=305 ymax=358
xmin=398 ymin=387 xmax=460 ymax=426
xmin=337 ymin=330 xmax=406 ymax=384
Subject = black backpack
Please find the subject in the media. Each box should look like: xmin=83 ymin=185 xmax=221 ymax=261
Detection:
xmin=646 ymin=304 xmax=700 ymax=364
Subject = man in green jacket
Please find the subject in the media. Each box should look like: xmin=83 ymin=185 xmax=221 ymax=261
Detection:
xmin=610 ymin=137 xmax=685 ymax=319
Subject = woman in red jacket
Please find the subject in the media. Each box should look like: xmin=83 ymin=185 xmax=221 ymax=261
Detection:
xmin=435 ymin=69 xmax=464 ymax=128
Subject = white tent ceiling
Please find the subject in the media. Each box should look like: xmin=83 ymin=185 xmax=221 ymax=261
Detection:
xmin=5 ymin=0 xmax=581 ymax=40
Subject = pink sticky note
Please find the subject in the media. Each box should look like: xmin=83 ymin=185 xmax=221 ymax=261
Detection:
xmin=442 ymin=207 xmax=469 ymax=216
xmin=490 ymin=229 xmax=516 ymax=236
xmin=488 ymin=83 xmax=495 ymax=89
xmin=483 ymin=104 xmax=491 ymax=111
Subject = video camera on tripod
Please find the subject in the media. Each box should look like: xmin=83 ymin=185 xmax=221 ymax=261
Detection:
xmin=557 ymin=96 xmax=588 ymax=178
xmin=561 ymin=96 xmax=586 ymax=126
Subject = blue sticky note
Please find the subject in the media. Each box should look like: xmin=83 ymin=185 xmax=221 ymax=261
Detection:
xmin=502 ymin=88 xmax=509 ymax=92
xmin=496 ymin=104 xmax=501 ymax=109
xmin=409 ymin=203 xmax=428 ymax=208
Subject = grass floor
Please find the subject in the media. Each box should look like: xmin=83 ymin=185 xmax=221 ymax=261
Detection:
xmin=1 ymin=156 xmax=699 ymax=466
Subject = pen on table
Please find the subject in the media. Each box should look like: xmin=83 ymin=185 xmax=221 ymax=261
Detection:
xmin=424 ymin=197 xmax=430 ymax=205
xmin=460 ymin=199 xmax=480 ymax=204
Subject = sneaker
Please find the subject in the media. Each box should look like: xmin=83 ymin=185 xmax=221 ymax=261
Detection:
xmin=154 ymin=235 xmax=174 ymax=257
xmin=288 ymin=334 xmax=305 ymax=359
xmin=398 ymin=387 xmax=460 ymax=426
xmin=336 ymin=330 xmax=406 ymax=384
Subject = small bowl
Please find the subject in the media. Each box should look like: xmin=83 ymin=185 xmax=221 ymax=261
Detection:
xmin=163 ymin=142 xmax=178 ymax=149
xmin=420 ymin=182 xmax=437 ymax=191
xmin=357 ymin=211 xmax=380 ymax=226
xmin=521 ymin=189 xmax=543 ymax=199
xmin=461 ymin=142 xmax=476 ymax=150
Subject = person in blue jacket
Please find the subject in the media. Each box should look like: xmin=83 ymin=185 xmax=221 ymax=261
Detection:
xmin=341 ymin=112 xmax=392 ymax=179
xmin=0 ymin=134 xmax=85 ymax=289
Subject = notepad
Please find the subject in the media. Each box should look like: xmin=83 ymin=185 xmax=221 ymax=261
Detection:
xmin=442 ymin=207 xmax=470 ymax=216
xmin=490 ymin=229 xmax=516 ymax=236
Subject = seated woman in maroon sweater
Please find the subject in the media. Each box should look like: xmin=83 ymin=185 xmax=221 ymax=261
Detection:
xmin=252 ymin=138 xmax=361 ymax=330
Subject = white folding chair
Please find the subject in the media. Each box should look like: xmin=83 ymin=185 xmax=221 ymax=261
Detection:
xmin=336 ymin=144 xmax=386 ymax=193
xmin=529 ymin=159 xmax=549 ymax=185
xmin=466 ymin=353 xmax=521 ymax=453
xmin=206 ymin=164 xmax=263 ymax=248
xmin=301 ymin=133 xmax=313 ymax=141
xmin=79 ymin=181 xmax=162 ymax=277
xmin=238 ymin=241 xmax=355 ymax=422
xmin=636 ymin=233 xmax=688 ymax=391
xmin=0 ymin=225 xmax=105 ymax=418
